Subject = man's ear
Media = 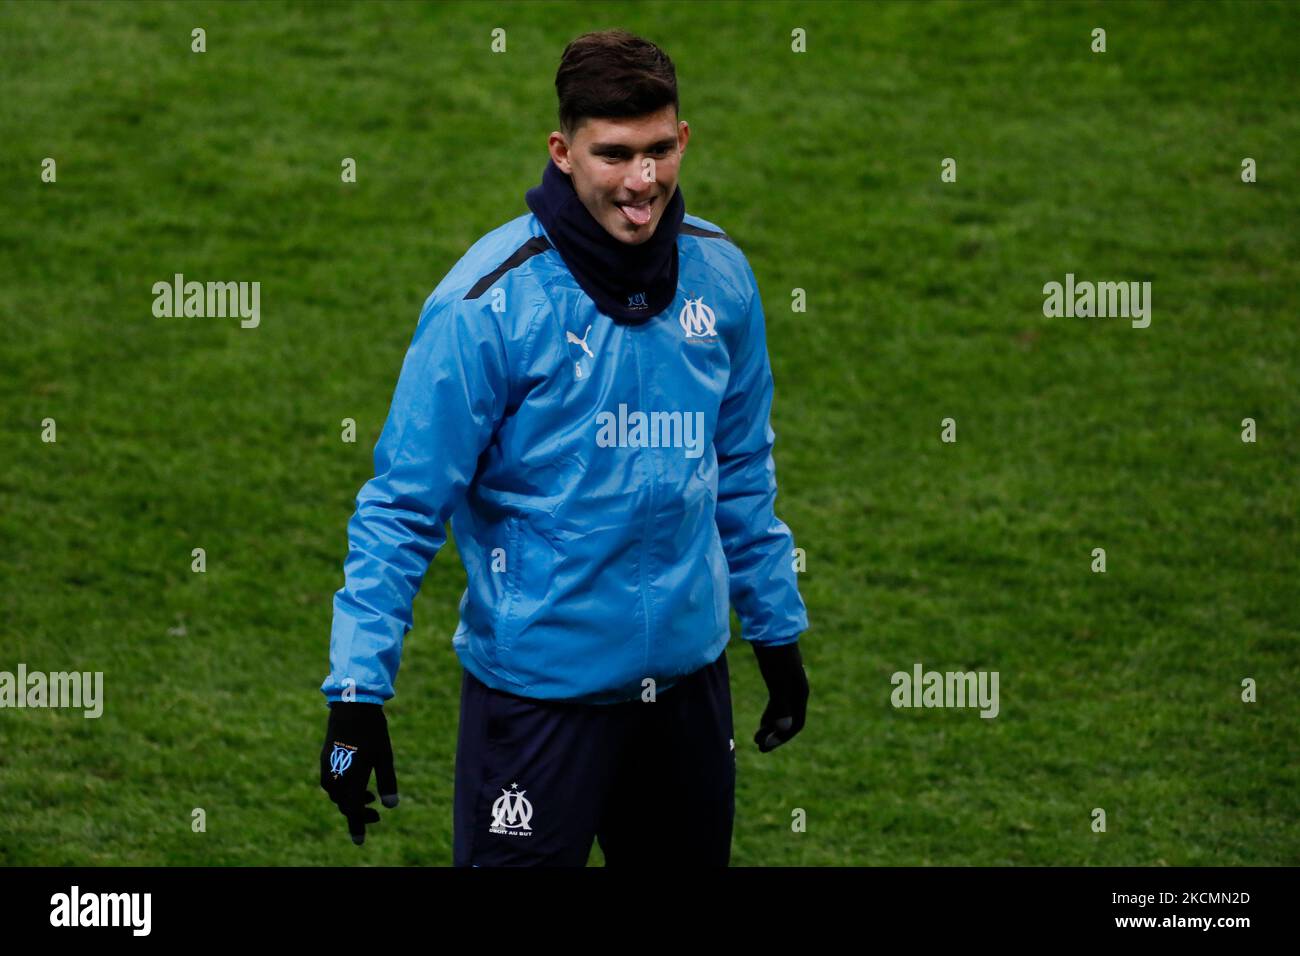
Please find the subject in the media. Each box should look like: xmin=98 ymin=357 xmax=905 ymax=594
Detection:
xmin=548 ymin=132 xmax=573 ymax=174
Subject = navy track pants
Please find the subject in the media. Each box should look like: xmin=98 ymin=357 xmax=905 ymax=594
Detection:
xmin=453 ymin=649 xmax=736 ymax=866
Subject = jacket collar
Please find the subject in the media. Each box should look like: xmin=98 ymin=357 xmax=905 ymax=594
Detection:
xmin=525 ymin=159 xmax=685 ymax=322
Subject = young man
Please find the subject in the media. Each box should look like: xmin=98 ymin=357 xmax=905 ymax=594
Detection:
xmin=319 ymin=30 xmax=809 ymax=866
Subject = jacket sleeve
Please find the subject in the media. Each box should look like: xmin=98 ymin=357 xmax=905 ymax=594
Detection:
xmin=712 ymin=254 xmax=809 ymax=646
xmin=321 ymin=293 xmax=511 ymax=704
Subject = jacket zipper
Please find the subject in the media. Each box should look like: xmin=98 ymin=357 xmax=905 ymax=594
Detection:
xmin=632 ymin=327 xmax=656 ymax=675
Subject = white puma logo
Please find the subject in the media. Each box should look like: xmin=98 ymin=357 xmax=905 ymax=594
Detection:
xmin=566 ymin=324 xmax=594 ymax=359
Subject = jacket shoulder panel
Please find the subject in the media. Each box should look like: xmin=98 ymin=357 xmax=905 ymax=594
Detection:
xmin=679 ymin=213 xmax=754 ymax=307
xmin=422 ymin=214 xmax=551 ymax=304
xmin=418 ymin=214 xmax=557 ymax=332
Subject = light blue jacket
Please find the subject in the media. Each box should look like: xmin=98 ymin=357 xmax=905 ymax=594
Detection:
xmin=322 ymin=211 xmax=808 ymax=705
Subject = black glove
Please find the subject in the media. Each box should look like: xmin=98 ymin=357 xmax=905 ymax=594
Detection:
xmin=320 ymin=701 xmax=399 ymax=845
xmin=752 ymin=641 xmax=809 ymax=752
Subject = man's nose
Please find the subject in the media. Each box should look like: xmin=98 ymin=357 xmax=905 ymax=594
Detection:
xmin=624 ymin=160 xmax=655 ymax=193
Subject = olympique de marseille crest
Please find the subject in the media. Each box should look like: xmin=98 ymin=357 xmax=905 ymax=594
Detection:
xmin=489 ymin=783 xmax=534 ymax=836
xmin=679 ymin=296 xmax=717 ymax=339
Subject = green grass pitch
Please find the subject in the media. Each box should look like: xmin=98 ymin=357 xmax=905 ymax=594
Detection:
xmin=0 ymin=0 xmax=1296 ymax=865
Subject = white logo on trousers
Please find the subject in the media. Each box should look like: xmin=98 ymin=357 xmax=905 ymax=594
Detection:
xmin=489 ymin=783 xmax=534 ymax=835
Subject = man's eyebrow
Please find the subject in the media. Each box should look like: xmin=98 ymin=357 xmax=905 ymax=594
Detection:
xmin=588 ymin=138 xmax=677 ymax=153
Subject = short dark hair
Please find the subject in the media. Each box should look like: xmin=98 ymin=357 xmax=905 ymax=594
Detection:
xmin=555 ymin=30 xmax=678 ymax=139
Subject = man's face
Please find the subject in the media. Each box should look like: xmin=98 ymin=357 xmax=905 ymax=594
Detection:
xmin=548 ymin=105 xmax=690 ymax=246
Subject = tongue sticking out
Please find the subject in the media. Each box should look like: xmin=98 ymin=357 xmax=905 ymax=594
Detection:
xmin=620 ymin=201 xmax=653 ymax=226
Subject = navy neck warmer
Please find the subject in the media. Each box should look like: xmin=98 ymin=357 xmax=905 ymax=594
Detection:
xmin=525 ymin=159 xmax=685 ymax=322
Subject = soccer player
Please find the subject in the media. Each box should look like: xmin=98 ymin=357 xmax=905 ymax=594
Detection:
xmin=319 ymin=29 xmax=809 ymax=866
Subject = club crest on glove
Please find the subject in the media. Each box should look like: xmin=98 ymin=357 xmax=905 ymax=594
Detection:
xmin=329 ymin=742 xmax=357 ymax=778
